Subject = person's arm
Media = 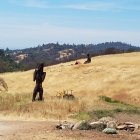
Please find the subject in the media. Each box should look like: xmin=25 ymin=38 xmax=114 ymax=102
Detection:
xmin=33 ymin=69 xmax=37 ymax=81
xmin=42 ymin=72 xmax=46 ymax=82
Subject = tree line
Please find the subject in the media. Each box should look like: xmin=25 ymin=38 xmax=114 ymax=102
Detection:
xmin=1 ymin=42 xmax=140 ymax=73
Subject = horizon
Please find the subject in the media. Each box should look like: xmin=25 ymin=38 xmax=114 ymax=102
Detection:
xmin=5 ymin=41 xmax=140 ymax=51
xmin=0 ymin=0 xmax=140 ymax=49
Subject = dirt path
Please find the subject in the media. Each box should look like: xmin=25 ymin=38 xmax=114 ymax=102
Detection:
xmin=0 ymin=120 xmax=140 ymax=140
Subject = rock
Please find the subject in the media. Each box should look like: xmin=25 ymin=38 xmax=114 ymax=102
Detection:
xmin=103 ymin=128 xmax=118 ymax=134
xmin=117 ymin=124 xmax=127 ymax=130
xmin=126 ymin=125 xmax=135 ymax=132
xmin=127 ymin=124 xmax=135 ymax=128
xmin=56 ymin=121 xmax=74 ymax=130
xmin=72 ymin=121 xmax=83 ymax=130
xmin=123 ymin=122 xmax=135 ymax=132
xmin=63 ymin=94 xmax=75 ymax=100
xmin=107 ymin=121 xmax=117 ymax=129
xmin=72 ymin=120 xmax=91 ymax=130
xmin=127 ymin=127 xmax=135 ymax=132
xmin=124 ymin=122 xmax=134 ymax=125
xmin=117 ymin=123 xmax=135 ymax=132
xmin=90 ymin=121 xmax=106 ymax=131
xmin=135 ymin=124 xmax=140 ymax=129
xmin=56 ymin=124 xmax=63 ymax=129
xmin=99 ymin=117 xmax=116 ymax=124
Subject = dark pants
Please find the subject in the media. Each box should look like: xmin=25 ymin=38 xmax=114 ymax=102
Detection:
xmin=32 ymin=84 xmax=43 ymax=101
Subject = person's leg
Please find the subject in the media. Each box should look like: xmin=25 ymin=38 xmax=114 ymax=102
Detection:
xmin=32 ymin=86 xmax=38 ymax=101
xmin=38 ymin=87 xmax=43 ymax=101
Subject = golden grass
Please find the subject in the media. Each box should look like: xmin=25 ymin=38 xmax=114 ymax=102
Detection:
xmin=0 ymin=52 xmax=140 ymax=119
xmin=0 ymin=93 xmax=87 ymax=120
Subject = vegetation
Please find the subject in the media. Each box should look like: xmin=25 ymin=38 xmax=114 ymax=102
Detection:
xmin=0 ymin=49 xmax=20 ymax=73
xmin=0 ymin=52 xmax=139 ymax=120
xmin=0 ymin=92 xmax=86 ymax=119
xmin=7 ymin=42 xmax=140 ymax=71
xmin=0 ymin=78 xmax=8 ymax=91
xmin=76 ymin=96 xmax=140 ymax=121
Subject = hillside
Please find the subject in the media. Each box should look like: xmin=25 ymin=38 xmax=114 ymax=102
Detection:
xmin=0 ymin=52 xmax=140 ymax=106
xmin=0 ymin=52 xmax=140 ymax=140
xmin=8 ymin=42 xmax=140 ymax=70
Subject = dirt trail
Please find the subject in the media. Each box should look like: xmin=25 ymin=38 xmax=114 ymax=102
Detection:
xmin=0 ymin=120 xmax=140 ymax=140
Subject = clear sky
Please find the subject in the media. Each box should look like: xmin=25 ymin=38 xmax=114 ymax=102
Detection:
xmin=0 ymin=0 xmax=140 ymax=49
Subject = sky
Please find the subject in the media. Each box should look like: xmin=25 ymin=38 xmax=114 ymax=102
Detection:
xmin=0 ymin=0 xmax=140 ymax=49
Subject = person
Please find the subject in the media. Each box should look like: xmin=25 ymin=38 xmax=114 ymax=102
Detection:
xmin=32 ymin=63 xmax=46 ymax=102
xmin=84 ymin=54 xmax=91 ymax=64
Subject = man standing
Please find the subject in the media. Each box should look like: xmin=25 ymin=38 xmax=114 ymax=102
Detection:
xmin=32 ymin=63 xmax=46 ymax=102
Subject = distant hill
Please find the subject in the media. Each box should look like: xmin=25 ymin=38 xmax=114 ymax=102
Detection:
xmin=5 ymin=42 xmax=140 ymax=71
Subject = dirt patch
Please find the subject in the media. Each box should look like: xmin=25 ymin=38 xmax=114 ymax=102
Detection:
xmin=112 ymin=93 xmax=131 ymax=103
xmin=0 ymin=120 xmax=139 ymax=140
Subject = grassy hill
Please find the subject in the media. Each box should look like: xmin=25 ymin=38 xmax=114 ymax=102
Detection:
xmin=0 ymin=52 xmax=140 ymax=120
xmin=9 ymin=42 xmax=140 ymax=70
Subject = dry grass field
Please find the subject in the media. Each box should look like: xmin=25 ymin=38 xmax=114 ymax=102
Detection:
xmin=0 ymin=52 xmax=140 ymax=120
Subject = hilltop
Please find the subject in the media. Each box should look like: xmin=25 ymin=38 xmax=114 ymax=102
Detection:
xmin=7 ymin=42 xmax=140 ymax=70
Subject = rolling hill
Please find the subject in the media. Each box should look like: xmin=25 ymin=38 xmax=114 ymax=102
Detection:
xmin=0 ymin=52 xmax=140 ymax=105
xmin=8 ymin=42 xmax=140 ymax=70
xmin=0 ymin=52 xmax=139 ymax=122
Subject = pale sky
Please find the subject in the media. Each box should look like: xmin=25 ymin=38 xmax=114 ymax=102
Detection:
xmin=0 ymin=0 xmax=140 ymax=49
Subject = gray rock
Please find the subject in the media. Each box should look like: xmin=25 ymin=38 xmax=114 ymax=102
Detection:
xmin=72 ymin=120 xmax=91 ymax=130
xmin=90 ymin=121 xmax=106 ymax=131
xmin=103 ymin=128 xmax=118 ymax=134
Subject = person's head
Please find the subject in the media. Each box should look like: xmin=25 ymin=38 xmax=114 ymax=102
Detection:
xmin=38 ymin=63 xmax=44 ymax=73
xmin=87 ymin=54 xmax=90 ymax=57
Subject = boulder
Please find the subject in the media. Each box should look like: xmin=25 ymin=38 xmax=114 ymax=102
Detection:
xmin=72 ymin=121 xmax=83 ymax=130
xmin=56 ymin=121 xmax=74 ymax=130
xmin=126 ymin=125 xmax=135 ymax=132
xmin=127 ymin=127 xmax=135 ymax=132
xmin=117 ymin=123 xmax=135 ymax=132
xmin=117 ymin=124 xmax=127 ymax=130
xmin=90 ymin=121 xmax=106 ymax=131
xmin=124 ymin=122 xmax=134 ymax=125
xmin=103 ymin=128 xmax=118 ymax=134
xmin=99 ymin=117 xmax=116 ymax=125
xmin=72 ymin=120 xmax=91 ymax=130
